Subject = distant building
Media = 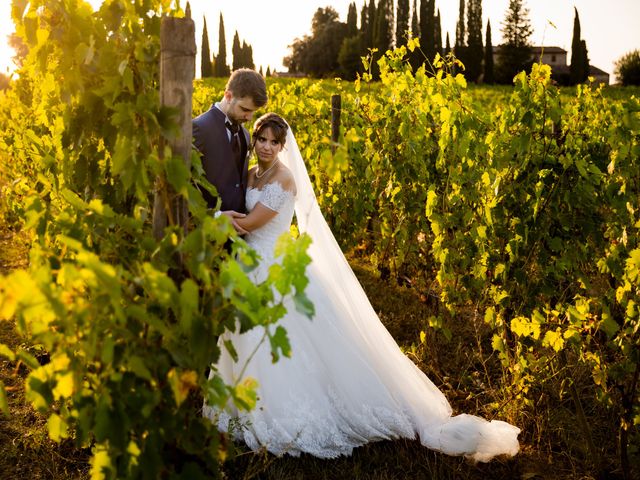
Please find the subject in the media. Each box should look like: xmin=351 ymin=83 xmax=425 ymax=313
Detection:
xmin=531 ymin=46 xmax=568 ymax=68
xmin=585 ymin=65 xmax=610 ymax=85
xmin=271 ymin=70 xmax=307 ymax=78
xmin=492 ymin=46 xmax=610 ymax=85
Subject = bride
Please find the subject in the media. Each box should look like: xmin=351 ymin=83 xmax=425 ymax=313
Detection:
xmin=203 ymin=112 xmax=521 ymax=462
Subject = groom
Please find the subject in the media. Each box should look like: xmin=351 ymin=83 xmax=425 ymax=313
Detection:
xmin=192 ymin=68 xmax=268 ymax=233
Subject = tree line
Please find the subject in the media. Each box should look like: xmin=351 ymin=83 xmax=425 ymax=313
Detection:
xmin=1 ymin=1 xmax=638 ymax=87
xmin=200 ymin=12 xmax=265 ymax=79
xmin=281 ymin=0 xmax=594 ymax=85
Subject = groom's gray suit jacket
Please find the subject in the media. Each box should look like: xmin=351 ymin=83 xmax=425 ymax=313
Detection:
xmin=192 ymin=105 xmax=250 ymax=213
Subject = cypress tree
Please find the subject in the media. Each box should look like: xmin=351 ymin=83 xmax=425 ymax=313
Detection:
xmin=231 ymin=31 xmax=241 ymax=71
xmin=241 ymin=41 xmax=255 ymax=69
xmin=466 ymin=0 xmax=484 ymax=82
xmin=419 ymin=0 xmax=427 ymax=46
xmin=409 ymin=0 xmax=421 ymax=70
xmin=454 ymin=0 xmax=466 ymax=74
xmin=362 ymin=0 xmax=376 ymax=55
xmin=580 ymin=39 xmax=589 ymax=82
xmin=484 ymin=19 xmax=494 ymax=83
xmin=396 ymin=0 xmax=410 ymax=46
xmin=434 ymin=9 xmax=442 ymax=57
xmin=374 ymin=0 xmax=393 ymax=54
xmin=570 ymin=7 xmax=589 ymax=84
xmin=368 ymin=0 xmax=376 ymax=48
xmin=570 ymin=7 xmax=582 ymax=84
xmin=420 ymin=0 xmax=436 ymax=63
xmin=455 ymin=0 xmax=465 ymax=49
xmin=373 ymin=0 xmax=393 ymax=78
xmin=445 ymin=31 xmax=451 ymax=55
xmin=346 ymin=2 xmax=358 ymax=38
xmin=410 ymin=0 xmax=419 ymax=38
xmin=360 ymin=3 xmax=369 ymax=53
xmin=266 ymin=66 xmax=271 ymax=77
xmin=215 ymin=13 xmax=230 ymax=77
xmin=200 ymin=15 xmax=213 ymax=78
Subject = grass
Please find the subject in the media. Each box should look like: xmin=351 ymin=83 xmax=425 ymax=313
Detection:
xmin=0 ymin=225 xmax=624 ymax=479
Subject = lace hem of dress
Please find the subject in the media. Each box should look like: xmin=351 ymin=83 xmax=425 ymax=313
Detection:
xmin=203 ymin=385 xmax=416 ymax=459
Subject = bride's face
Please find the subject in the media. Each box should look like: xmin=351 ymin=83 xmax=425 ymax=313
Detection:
xmin=254 ymin=127 xmax=283 ymax=164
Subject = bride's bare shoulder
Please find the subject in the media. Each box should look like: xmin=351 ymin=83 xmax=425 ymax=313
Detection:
xmin=272 ymin=165 xmax=297 ymax=196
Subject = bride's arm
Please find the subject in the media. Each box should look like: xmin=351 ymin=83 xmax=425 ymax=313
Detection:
xmin=234 ymin=203 xmax=278 ymax=232
xmin=236 ymin=173 xmax=296 ymax=232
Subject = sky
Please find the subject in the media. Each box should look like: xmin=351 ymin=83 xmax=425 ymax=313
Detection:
xmin=1 ymin=1 xmax=639 ymax=84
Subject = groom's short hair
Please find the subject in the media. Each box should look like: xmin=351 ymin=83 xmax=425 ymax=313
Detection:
xmin=226 ymin=68 xmax=268 ymax=107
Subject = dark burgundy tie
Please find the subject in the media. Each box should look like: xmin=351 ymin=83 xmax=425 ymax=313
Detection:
xmin=226 ymin=121 xmax=242 ymax=175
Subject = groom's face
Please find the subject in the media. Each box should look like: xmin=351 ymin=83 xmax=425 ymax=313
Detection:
xmin=226 ymin=93 xmax=258 ymax=125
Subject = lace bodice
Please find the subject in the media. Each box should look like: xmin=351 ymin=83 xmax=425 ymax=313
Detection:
xmin=245 ymin=182 xmax=295 ymax=265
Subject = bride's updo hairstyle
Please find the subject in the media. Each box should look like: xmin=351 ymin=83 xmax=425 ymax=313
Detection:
xmin=252 ymin=112 xmax=289 ymax=149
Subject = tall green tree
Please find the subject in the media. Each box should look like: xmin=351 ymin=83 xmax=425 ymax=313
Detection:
xmin=346 ymin=2 xmax=358 ymax=37
xmin=496 ymin=0 xmax=533 ymax=83
xmin=396 ymin=0 xmax=410 ymax=46
xmin=340 ymin=2 xmax=362 ymax=79
xmin=373 ymin=0 xmax=394 ymax=77
xmin=375 ymin=0 xmax=394 ymax=52
xmin=434 ymin=9 xmax=442 ymax=56
xmin=231 ymin=31 xmax=241 ymax=71
xmin=200 ymin=15 xmax=213 ymax=78
xmin=454 ymin=0 xmax=467 ymax=74
xmin=570 ymin=7 xmax=582 ymax=84
xmin=484 ymin=19 xmax=494 ymax=83
xmin=445 ymin=31 xmax=451 ymax=55
xmin=362 ymin=0 xmax=376 ymax=56
xmin=570 ymin=7 xmax=589 ymax=84
xmin=410 ymin=0 xmax=419 ymax=38
xmin=359 ymin=2 xmax=368 ymax=53
xmin=420 ymin=0 xmax=436 ymax=63
xmin=339 ymin=34 xmax=364 ymax=80
xmin=284 ymin=7 xmax=347 ymax=77
xmin=580 ymin=39 xmax=589 ymax=81
xmin=466 ymin=0 xmax=484 ymax=82
xmin=241 ymin=40 xmax=255 ymax=70
xmin=214 ymin=13 xmax=230 ymax=77
xmin=455 ymin=0 xmax=466 ymax=50
xmin=614 ymin=49 xmax=640 ymax=85
xmin=409 ymin=0 xmax=422 ymax=70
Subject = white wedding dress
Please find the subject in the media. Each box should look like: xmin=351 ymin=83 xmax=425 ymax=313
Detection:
xmin=203 ymin=129 xmax=520 ymax=462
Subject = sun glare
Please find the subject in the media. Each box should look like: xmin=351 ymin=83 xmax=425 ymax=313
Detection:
xmin=0 ymin=2 xmax=17 ymax=76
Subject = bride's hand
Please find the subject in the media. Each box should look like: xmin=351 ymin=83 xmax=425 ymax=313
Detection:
xmin=221 ymin=210 xmax=249 ymax=235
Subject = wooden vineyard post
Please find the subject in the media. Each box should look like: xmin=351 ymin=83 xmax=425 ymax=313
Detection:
xmin=153 ymin=14 xmax=196 ymax=241
xmin=331 ymin=94 xmax=341 ymax=153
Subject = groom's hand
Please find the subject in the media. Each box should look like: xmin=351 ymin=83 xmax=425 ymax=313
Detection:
xmin=221 ymin=210 xmax=249 ymax=235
